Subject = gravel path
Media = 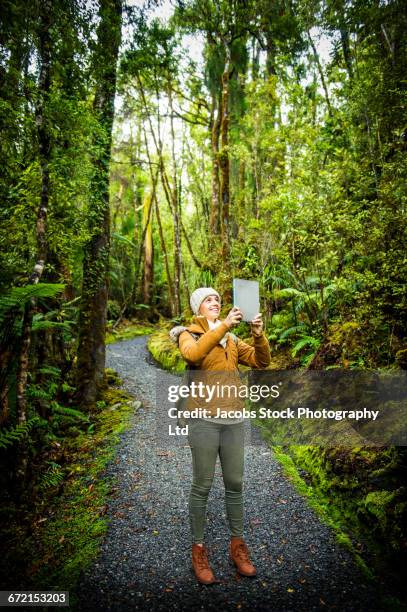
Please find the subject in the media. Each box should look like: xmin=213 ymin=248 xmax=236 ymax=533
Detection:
xmin=75 ymin=336 xmax=385 ymax=611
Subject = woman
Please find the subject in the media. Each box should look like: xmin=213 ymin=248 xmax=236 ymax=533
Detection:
xmin=169 ymin=287 xmax=271 ymax=585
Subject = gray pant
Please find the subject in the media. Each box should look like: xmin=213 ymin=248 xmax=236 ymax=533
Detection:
xmin=187 ymin=419 xmax=245 ymax=544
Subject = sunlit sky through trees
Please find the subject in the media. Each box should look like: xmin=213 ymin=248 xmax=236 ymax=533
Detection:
xmin=116 ymin=0 xmax=336 ymax=190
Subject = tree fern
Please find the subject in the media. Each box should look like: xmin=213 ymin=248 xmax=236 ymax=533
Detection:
xmin=0 ymin=284 xmax=66 ymax=357
xmin=0 ymin=283 xmax=65 ymax=325
xmin=32 ymin=318 xmax=73 ymax=333
xmin=0 ymin=416 xmax=40 ymax=450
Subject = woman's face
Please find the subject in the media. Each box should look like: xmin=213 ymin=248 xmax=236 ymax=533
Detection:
xmin=199 ymin=294 xmax=220 ymax=321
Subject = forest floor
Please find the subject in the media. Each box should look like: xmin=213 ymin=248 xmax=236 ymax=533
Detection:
xmin=73 ymin=335 xmax=389 ymax=611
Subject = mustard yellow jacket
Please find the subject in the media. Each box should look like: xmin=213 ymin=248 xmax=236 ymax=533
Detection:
xmin=169 ymin=315 xmax=271 ymax=416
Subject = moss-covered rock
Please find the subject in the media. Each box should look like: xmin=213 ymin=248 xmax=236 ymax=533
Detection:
xmin=147 ymin=329 xmax=186 ymax=373
xmin=104 ymin=367 xmax=122 ymax=386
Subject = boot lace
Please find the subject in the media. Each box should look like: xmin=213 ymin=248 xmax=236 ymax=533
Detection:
xmin=234 ymin=542 xmax=250 ymax=561
xmin=195 ymin=548 xmax=210 ymax=570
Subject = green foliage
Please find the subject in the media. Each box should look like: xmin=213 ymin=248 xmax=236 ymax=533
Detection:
xmin=147 ymin=329 xmax=186 ymax=373
xmin=121 ymin=18 xmax=180 ymax=85
xmin=0 ymin=284 xmax=65 ymax=326
xmin=270 ymin=443 xmax=406 ymax=598
xmin=27 ymin=365 xmax=61 ymax=404
xmin=0 ymin=416 xmax=40 ymax=450
xmin=32 ymin=313 xmax=73 ymax=334
xmin=0 ymin=381 xmax=135 ymax=600
xmin=38 ymin=461 xmax=64 ymax=491
xmin=291 ymin=335 xmax=321 ymax=365
xmin=38 ymin=366 xmax=62 ymax=378
xmin=50 ymin=402 xmax=90 ymax=423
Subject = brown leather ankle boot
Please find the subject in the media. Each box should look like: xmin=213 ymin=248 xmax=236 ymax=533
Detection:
xmin=230 ymin=536 xmax=257 ymax=576
xmin=191 ymin=544 xmax=216 ymax=584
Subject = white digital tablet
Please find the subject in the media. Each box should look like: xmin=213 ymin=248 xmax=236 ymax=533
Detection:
xmin=232 ymin=278 xmax=260 ymax=322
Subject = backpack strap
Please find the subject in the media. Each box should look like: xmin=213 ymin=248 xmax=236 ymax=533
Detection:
xmin=184 ymin=330 xmax=237 ymax=372
xmin=182 ymin=329 xmax=239 ymax=379
xmin=187 ymin=329 xmax=237 ymax=346
xmin=187 ymin=331 xmax=200 ymax=342
xmin=228 ymin=332 xmax=238 ymax=345
xmin=185 ymin=331 xmax=200 ymax=371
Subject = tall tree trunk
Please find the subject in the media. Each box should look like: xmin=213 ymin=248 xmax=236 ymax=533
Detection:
xmin=118 ymin=165 xmax=156 ymax=326
xmin=209 ymin=89 xmax=222 ymax=235
xmin=251 ymin=37 xmax=261 ymax=80
xmin=167 ymin=83 xmax=182 ymax=316
xmin=219 ymin=41 xmax=232 ymax=265
xmin=15 ymin=0 xmax=53 ymax=486
xmin=236 ymin=159 xmax=246 ymax=238
xmin=265 ymin=29 xmax=277 ymax=77
xmin=0 ymin=347 xmax=11 ymax=425
xmin=76 ymin=0 xmax=122 ymax=409
xmin=141 ymin=122 xmax=175 ymax=315
xmin=131 ymin=122 xmax=160 ymax=299
xmin=154 ymin=194 xmax=175 ymax=315
xmin=340 ymin=28 xmax=353 ymax=80
xmin=136 ymin=75 xmax=182 ymax=315
xmin=141 ymin=192 xmax=154 ymax=306
xmin=307 ymin=30 xmax=333 ymax=118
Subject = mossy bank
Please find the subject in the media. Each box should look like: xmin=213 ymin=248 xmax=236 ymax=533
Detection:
xmin=0 ymin=369 xmax=138 ymax=610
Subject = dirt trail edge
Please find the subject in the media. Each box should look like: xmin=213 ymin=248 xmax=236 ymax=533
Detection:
xmin=75 ymin=336 xmax=384 ymax=612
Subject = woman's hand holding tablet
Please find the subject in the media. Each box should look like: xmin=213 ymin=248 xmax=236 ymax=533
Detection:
xmin=250 ymin=312 xmax=263 ymax=336
xmin=224 ymin=306 xmax=243 ymax=329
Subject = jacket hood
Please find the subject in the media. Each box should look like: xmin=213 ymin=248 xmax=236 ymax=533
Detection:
xmin=169 ymin=316 xmax=211 ymax=345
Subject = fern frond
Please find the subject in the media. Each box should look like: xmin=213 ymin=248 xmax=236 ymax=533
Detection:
xmin=302 ymin=351 xmax=318 ymax=367
xmin=278 ymin=324 xmax=307 ymax=340
xmin=0 ymin=283 xmax=65 ymax=324
xmin=273 ymin=287 xmax=304 ymax=299
xmin=292 ymin=336 xmax=321 ymax=356
xmin=38 ymin=461 xmax=64 ymax=491
xmin=304 ymin=276 xmax=321 ymax=287
xmin=323 ymin=284 xmax=339 ymax=298
xmin=32 ymin=319 xmax=72 ymax=332
xmin=112 ymin=232 xmax=137 ymax=248
xmin=0 ymin=416 xmax=40 ymax=450
xmin=26 ymin=386 xmax=51 ymax=400
xmin=38 ymin=366 xmax=61 ymax=377
xmin=51 ymin=402 xmax=89 ymax=422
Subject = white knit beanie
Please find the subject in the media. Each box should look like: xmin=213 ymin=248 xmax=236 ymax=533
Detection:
xmin=190 ymin=287 xmax=220 ymax=315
